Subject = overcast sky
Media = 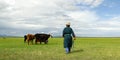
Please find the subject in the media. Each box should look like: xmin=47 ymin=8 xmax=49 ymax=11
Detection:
xmin=0 ymin=0 xmax=120 ymax=37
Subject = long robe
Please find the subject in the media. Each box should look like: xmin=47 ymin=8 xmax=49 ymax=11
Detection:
xmin=62 ymin=27 xmax=75 ymax=48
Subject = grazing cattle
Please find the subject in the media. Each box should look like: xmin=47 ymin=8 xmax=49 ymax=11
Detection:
xmin=34 ymin=33 xmax=52 ymax=44
xmin=26 ymin=34 xmax=35 ymax=45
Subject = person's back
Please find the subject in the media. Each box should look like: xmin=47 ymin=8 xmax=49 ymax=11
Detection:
xmin=62 ymin=22 xmax=76 ymax=54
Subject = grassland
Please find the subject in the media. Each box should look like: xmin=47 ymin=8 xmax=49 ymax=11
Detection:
xmin=0 ymin=37 xmax=120 ymax=60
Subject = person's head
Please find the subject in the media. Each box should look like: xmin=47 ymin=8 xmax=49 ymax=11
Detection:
xmin=66 ymin=22 xmax=70 ymax=27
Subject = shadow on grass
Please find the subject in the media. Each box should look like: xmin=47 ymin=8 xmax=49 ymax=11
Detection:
xmin=71 ymin=49 xmax=84 ymax=53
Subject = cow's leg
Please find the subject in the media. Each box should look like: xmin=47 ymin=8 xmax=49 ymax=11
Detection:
xmin=40 ymin=42 xmax=41 ymax=44
xmin=31 ymin=40 xmax=33 ymax=45
xmin=46 ymin=40 xmax=48 ymax=44
xmin=28 ymin=40 xmax=29 ymax=45
xmin=44 ymin=40 xmax=48 ymax=44
xmin=40 ymin=40 xmax=42 ymax=44
xmin=35 ymin=39 xmax=37 ymax=44
xmin=46 ymin=40 xmax=48 ymax=43
xmin=44 ymin=41 xmax=46 ymax=44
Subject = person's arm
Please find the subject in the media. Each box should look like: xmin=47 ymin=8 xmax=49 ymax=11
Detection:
xmin=71 ymin=28 xmax=76 ymax=40
xmin=62 ymin=28 xmax=65 ymax=37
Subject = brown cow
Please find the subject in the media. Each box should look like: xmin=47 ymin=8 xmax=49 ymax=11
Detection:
xmin=26 ymin=34 xmax=35 ymax=45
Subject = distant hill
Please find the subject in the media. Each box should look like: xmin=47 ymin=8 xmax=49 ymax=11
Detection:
xmin=0 ymin=34 xmax=23 ymax=38
xmin=0 ymin=34 xmax=7 ymax=37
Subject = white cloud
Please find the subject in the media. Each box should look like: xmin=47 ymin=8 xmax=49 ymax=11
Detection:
xmin=75 ymin=0 xmax=104 ymax=8
xmin=1 ymin=0 xmax=120 ymax=37
xmin=91 ymin=0 xmax=104 ymax=7
xmin=67 ymin=10 xmax=98 ymax=23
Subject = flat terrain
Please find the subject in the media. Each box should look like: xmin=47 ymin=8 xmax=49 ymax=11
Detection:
xmin=0 ymin=37 xmax=120 ymax=60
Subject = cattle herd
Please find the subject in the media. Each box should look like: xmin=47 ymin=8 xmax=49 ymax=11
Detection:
xmin=24 ymin=33 xmax=52 ymax=45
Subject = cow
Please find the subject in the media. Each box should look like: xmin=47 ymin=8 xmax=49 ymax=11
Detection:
xmin=26 ymin=34 xmax=35 ymax=45
xmin=34 ymin=33 xmax=52 ymax=44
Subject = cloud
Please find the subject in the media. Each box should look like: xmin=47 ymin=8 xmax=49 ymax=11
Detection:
xmin=1 ymin=0 xmax=120 ymax=37
xmin=75 ymin=15 xmax=120 ymax=37
xmin=75 ymin=0 xmax=104 ymax=8
xmin=90 ymin=0 xmax=104 ymax=7
xmin=67 ymin=10 xmax=98 ymax=23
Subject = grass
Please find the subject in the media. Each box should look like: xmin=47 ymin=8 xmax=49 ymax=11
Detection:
xmin=0 ymin=37 xmax=120 ymax=60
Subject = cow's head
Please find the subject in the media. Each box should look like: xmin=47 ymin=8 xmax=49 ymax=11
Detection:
xmin=48 ymin=34 xmax=53 ymax=38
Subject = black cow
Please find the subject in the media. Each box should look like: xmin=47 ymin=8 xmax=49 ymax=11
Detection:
xmin=24 ymin=35 xmax=27 ymax=43
xmin=34 ymin=33 xmax=52 ymax=44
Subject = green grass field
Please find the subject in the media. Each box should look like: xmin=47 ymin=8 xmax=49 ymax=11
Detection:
xmin=0 ymin=37 xmax=120 ymax=60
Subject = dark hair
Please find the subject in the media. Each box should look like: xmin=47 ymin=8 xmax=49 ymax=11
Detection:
xmin=66 ymin=25 xmax=70 ymax=27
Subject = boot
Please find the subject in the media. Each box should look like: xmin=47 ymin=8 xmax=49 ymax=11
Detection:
xmin=65 ymin=48 xmax=69 ymax=54
xmin=68 ymin=47 xmax=71 ymax=53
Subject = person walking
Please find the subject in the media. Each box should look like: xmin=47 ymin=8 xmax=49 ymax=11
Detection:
xmin=62 ymin=22 xmax=76 ymax=54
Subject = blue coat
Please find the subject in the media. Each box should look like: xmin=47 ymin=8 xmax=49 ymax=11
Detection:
xmin=62 ymin=27 xmax=75 ymax=48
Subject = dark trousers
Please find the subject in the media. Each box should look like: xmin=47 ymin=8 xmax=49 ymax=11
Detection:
xmin=66 ymin=47 xmax=71 ymax=53
xmin=68 ymin=47 xmax=71 ymax=52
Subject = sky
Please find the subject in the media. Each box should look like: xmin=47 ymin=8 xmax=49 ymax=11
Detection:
xmin=0 ymin=0 xmax=120 ymax=37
